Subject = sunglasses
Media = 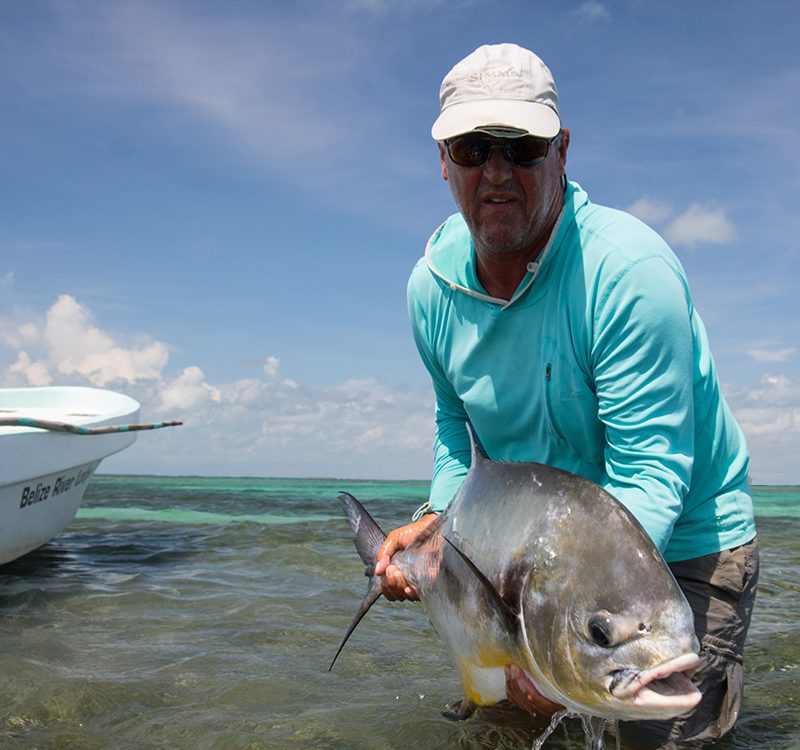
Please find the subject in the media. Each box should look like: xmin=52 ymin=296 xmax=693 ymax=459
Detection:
xmin=445 ymin=132 xmax=560 ymax=168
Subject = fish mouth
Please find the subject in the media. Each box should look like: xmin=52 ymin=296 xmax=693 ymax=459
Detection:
xmin=607 ymin=653 xmax=701 ymax=718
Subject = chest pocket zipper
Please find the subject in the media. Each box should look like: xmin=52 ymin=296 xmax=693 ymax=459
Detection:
xmin=544 ymin=363 xmax=568 ymax=443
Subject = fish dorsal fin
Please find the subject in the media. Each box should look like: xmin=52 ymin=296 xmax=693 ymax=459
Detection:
xmin=465 ymin=421 xmax=489 ymax=467
xmin=442 ymin=535 xmax=520 ymax=633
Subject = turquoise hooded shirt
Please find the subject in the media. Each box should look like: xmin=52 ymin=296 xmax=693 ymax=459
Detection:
xmin=407 ymin=181 xmax=755 ymax=563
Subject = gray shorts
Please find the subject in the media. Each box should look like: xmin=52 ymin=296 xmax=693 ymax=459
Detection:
xmin=621 ymin=537 xmax=760 ymax=748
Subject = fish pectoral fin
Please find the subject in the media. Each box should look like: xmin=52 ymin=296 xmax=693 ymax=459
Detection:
xmin=442 ymin=535 xmax=520 ymax=632
xmin=441 ymin=698 xmax=477 ymax=721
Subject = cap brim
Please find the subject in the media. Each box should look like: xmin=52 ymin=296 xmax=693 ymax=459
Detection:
xmin=431 ymin=99 xmax=561 ymax=141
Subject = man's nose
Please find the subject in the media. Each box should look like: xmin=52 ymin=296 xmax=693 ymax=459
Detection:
xmin=482 ymin=145 xmax=515 ymax=181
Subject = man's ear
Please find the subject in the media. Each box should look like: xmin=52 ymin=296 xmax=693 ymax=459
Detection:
xmin=558 ymin=128 xmax=570 ymax=171
xmin=438 ymin=142 xmax=448 ymax=181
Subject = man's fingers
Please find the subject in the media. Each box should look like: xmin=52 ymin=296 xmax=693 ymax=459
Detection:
xmin=375 ymin=546 xmax=394 ymax=573
xmin=385 ymin=564 xmax=405 ymax=589
xmin=504 ymin=664 xmax=563 ymax=716
xmin=375 ymin=516 xmax=439 ymax=601
xmin=379 ymin=563 xmax=419 ymax=602
xmin=375 ymin=553 xmax=390 ymax=577
xmin=375 ymin=531 xmax=403 ymax=574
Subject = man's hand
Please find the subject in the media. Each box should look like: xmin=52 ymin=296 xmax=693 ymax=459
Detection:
xmin=504 ymin=664 xmax=564 ymax=716
xmin=375 ymin=513 xmax=439 ymax=601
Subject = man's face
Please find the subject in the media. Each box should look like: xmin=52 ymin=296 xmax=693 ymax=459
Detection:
xmin=438 ymin=129 xmax=569 ymax=259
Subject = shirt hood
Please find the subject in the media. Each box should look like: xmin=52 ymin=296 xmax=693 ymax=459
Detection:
xmin=425 ymin=180 xmax=589 ymax=309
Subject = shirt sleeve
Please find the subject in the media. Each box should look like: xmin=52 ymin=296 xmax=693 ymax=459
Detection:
xmin=591 ymin=255 xmax=694 ymax=553
xmin=407 ymin=275 xmax=470 ymax=512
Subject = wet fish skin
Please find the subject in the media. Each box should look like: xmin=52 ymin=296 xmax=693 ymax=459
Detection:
xmin=333 ymin=431 xmax=701 ymax=722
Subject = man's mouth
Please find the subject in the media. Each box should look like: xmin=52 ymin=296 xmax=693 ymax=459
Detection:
xmin=483 ymin=193 xmax=516 ymax=205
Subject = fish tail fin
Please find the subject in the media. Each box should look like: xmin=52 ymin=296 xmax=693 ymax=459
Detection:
xmin=329 ymin=492 xmax=387 ymax=671
xmin=338 ymin=491 xmax=387 ymax=571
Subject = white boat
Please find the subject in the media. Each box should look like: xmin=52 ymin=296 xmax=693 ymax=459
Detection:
xmin=0 ymin=386 xmax=177 ymax=566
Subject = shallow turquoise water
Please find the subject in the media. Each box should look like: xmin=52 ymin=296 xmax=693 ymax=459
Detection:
xmin=0 ymin=478 xmax=797 ymax=749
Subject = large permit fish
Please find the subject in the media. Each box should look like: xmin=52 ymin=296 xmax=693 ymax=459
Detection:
xmin=331 ymin=430 xmax=702 ymax=722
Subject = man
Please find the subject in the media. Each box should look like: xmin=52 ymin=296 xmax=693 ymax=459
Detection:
xmin=375 ymin=43 xmax=758 ymax=745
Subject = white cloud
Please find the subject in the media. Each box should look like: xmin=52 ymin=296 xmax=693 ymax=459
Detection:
xmin=45 ymin=295 xmax=169 ymax=386
xmin=746 ymin=347 xmax=796 ymax=363
xmin=346 ymin=0 xmax=454 ymax=12
xmin=19 ymin=323 xmax=37 ymax=342
xmin=131 ymin=372 xmax=434 ymax=479
xmin=14 ymin=295 xmax=796 ymax=483
xmin=2 ymin=1 xmax=442 ymax=227
xmin=623 ymin=197 xmax=737 ymax=249
xmin=158 ymin=366 xmax=221 ymax=412
xmin=0 ymin=294 xmax=436 ymax=479
xmin=7 ymin=352 xmax=52 ymax=387
xmin=626 ymin=196 xmax=673 ymax=225
xmin=663 ymin=203 xmax=736 ymax=248
xmin=1 ymin=321 xmax=38 ymax=350
xmin=263 ymin=356 xmax=280 ymax=379
xmin=725 ymin=374 xmax=800 ymax=484
xmin=573 ymin=1 xmax=611 ymax=23
xmin=36 ymin=3 xmax=365 ymax=178
xmin=1 ymin=294 xmax=169 ymax=388
xmin=0 ymin=272 xmax=13 ymax=291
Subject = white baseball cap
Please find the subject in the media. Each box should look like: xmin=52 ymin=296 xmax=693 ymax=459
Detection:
xmin=431 ymin=43 xmax=561 ymax=141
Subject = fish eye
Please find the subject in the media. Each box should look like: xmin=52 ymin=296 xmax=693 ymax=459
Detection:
xmin=587 ymin=614 xmax=613 ymax=648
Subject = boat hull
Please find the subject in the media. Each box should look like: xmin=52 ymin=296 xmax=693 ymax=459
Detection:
xmin=0 ymin=386 xmax=141 ymax=565
xmin=0 ymin=459 xmax=103 ymax=564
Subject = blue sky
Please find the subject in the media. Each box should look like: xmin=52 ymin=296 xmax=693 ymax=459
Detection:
xmin=1 ymin=0 xmax=798 ymax=482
